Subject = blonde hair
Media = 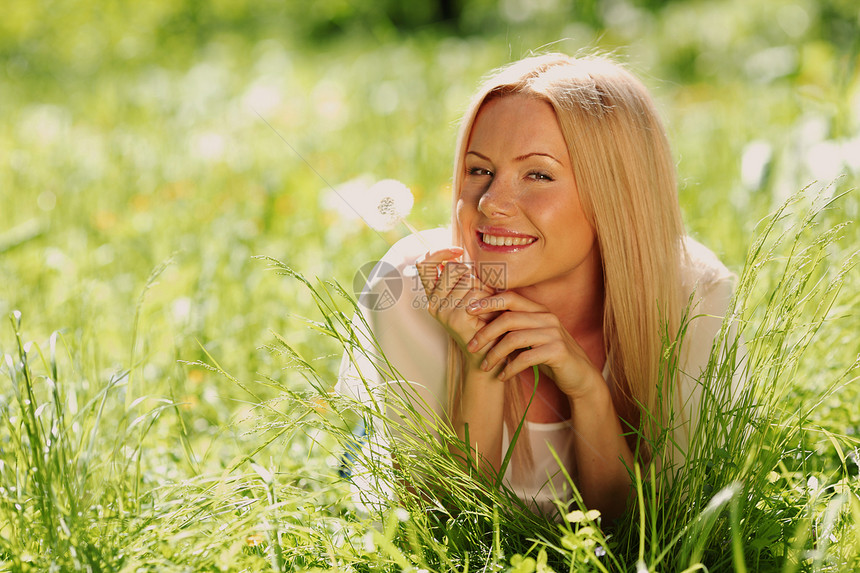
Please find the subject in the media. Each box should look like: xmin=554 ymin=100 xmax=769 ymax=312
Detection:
xmin=447 ymin=53 xmax=686 ymax=474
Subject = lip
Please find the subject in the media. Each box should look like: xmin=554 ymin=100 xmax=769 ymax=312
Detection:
xmin=475 ymin=227 xmax=538 ymax=252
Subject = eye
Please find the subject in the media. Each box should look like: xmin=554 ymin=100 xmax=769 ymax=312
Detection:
xmin=467 ymin=167 xmax=493 ymax=177
xmin=528 ymin=171 xmax=553 ymax=181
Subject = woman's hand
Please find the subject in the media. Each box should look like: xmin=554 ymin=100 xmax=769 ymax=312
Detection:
xmin=416 ymin=248 xmax=497 ymax=369
xmin=465 ymin=292 xmax=633 ymax=518
xmin=465 ymin=291 xmax=603 ymax=401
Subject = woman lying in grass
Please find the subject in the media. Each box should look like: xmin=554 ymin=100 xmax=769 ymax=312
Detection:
xmin=338 ymin=53 xmax=737 ymax=520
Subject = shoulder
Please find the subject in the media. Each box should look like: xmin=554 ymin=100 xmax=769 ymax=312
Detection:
xmin=679 ymin=236 xmax=735 ymax=302
xmin=349 ymin=228 xmax=452 ymax=417
xmin=357 ymin=227 xmax=452 ymax=307
xmin=380 ymin=227 xmax=452 ymax=269
xmin=364 ymin=227 xmax=452 ymax=279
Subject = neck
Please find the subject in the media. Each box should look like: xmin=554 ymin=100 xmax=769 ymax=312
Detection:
xmin=511 ymin=249 xmax=606 ymax=368
xmin=514 ymin=255 xmax=604 ymax=337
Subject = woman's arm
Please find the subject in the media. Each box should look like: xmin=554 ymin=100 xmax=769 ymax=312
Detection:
xmin=467 ymin=291 xmax=635 ymax=519
xmin=566 ymin=373 xmax=635 ymax=519
xmin=416 ymin=248 xmax=507 ymax=474
xmin=453 ymin=364 xmax=506 ymax=471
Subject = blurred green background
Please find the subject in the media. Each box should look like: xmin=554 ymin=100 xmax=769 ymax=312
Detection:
xmin=1 ymin=0 xmax=858 ymax=463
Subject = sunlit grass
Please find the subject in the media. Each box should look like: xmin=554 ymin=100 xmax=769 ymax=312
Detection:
xmin=1 ymin=3 xmax=859 ymax=570
xmin=231 ymin=185 xmax=857 ymax=572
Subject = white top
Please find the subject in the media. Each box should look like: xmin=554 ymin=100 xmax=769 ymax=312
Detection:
xmin=337 ymin=227 xmax=738 ymax=514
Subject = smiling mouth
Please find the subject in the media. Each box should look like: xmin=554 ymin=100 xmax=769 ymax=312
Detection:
xmin=478 ymin=232 xmax=537 ymax=247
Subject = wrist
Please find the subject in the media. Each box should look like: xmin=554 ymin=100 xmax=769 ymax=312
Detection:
xmin=464 ymin=359 xmax=502 ymax=381
xmin=566 ymin=369 xmax=611 ymax=408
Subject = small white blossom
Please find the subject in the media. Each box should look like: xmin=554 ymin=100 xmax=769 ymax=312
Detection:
xmin=323 ymin=177 xmax=414 ymax=231
xmin=365 ymin=179 xmax=414 ymax=231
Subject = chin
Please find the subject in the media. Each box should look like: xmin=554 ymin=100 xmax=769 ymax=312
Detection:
xmin=474 ymin=263 xmax=514 ymax=291
xmin=467 ymin=246 xmax=519 ymax=291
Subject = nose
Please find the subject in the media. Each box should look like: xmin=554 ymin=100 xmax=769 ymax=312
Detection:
xmin=477 ymin=176 xmax=517 ymax=218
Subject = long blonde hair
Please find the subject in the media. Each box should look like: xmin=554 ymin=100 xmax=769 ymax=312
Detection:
xmin=446 ymin=53 xmax=686 ymax=472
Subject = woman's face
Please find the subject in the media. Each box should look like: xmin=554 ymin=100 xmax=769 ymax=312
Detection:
xmin=456 ymin=94 xmax=600 ymax=292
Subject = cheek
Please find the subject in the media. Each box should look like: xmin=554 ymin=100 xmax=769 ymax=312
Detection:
xmin=455 ymin=198 xmax=472 ymax=231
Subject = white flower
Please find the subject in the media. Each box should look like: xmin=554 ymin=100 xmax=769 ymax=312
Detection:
xmin=323 ymin=177 xmax=414 ymax=232
xmin=364 ymin=179 xmax=414 ymax=231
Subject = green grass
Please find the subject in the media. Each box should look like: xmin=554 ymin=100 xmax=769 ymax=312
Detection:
xmin=1 ymin=0 xmax=859 ymax=570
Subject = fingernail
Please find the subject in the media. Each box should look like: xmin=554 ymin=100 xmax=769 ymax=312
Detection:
xmin=466 ymin=303 xmax=478 ymax=313
xmin=497 ymin=370 xmax=506 ymax=381
xmin=467 ymin=338 xmax=477 ymax=351
xmin=480 ymin=359 xmax=488 ymax=371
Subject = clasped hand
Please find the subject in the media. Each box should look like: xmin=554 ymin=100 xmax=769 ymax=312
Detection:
xmin=417 ymin=248 xmax=601 ymax=401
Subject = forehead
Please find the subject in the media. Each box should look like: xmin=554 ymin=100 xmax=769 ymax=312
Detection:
xmin=468 ymin=94 xmax=567 ymax=156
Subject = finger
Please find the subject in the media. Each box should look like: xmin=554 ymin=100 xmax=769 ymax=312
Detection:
xmin=443 ymin=262 xmax=494 ymax=296
xmin=454 ymin=287 xmax=496 ymax=321
xmin=416 ymin=247 xmax=464 ymax=292
xmin=498 ymin=347 xmax=550 ymax=381
xmin=465 ymin=290 xmax=548 ymax=315
xmin=416 ymin=247 xmax=465 ymax=266
xmin=466 ymin=270 xmax=496 ymax=295
xmin=432 ymin=262 xmax=472 ymax=298
xmin=481 ymin=328 xmax=556 ymax=372
xmin=432 ymin=281 xmax=494 ymax=323
xmin=429 ymin=265 xmax=492 ymax=319
xmin=467 ymin=311 xmax=556 ymax=352
xmin=427 ymin=265 xmax=470 ymax=314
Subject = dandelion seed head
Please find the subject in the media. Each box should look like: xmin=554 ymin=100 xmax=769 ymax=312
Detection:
xmin=366 ymin=179 xmax=414 ymax=231
xmin=378 ymin=196 xmax=396 ymax=217
xmin=322 ymin=177 xmax=414 ymax=232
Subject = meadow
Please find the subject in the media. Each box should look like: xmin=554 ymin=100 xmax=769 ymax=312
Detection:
xmin=1 ymin=0 xmax=859 ymax=570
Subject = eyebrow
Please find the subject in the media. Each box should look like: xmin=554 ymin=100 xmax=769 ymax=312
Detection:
xmin=466 ymin=150 xmax=562 ymax=165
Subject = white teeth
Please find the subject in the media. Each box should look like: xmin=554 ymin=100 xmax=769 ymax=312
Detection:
xmin=481 ymin=233 xmax=535 ymax=246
